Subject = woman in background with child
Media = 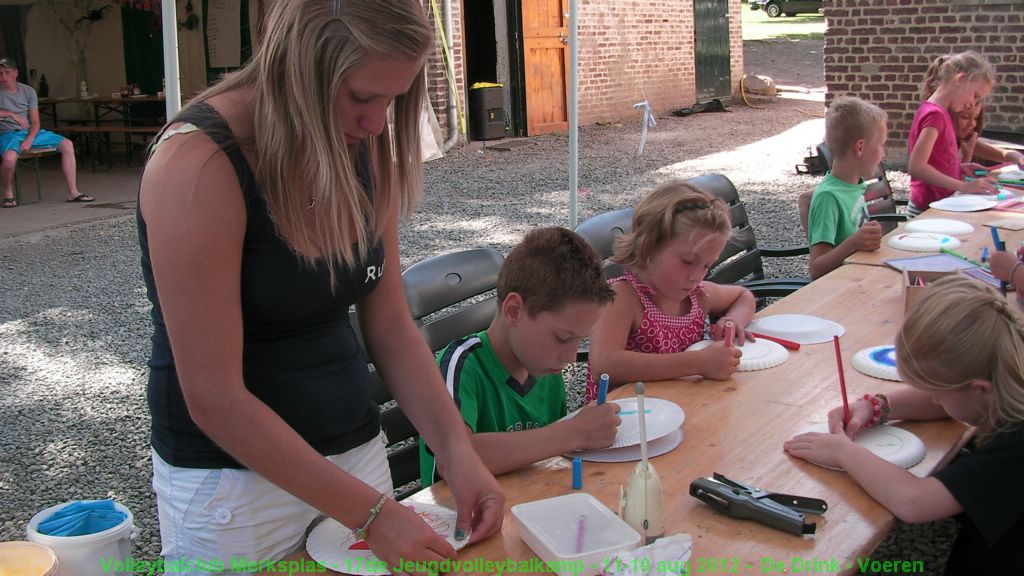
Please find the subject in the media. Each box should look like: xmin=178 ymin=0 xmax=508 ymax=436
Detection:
xmin=907 ymin=50 xmax=998 ymax=216
xmin=784 ymin=276 xmax=1024 ymax=574
xmin=585 ymin=180 xmax=756 ymax=402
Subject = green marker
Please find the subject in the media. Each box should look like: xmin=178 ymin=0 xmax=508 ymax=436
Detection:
xmin=941 ymin=247 xmax=990 ymax=271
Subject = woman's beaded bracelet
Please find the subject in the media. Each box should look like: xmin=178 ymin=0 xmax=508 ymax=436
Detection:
xmin=354 ymin=493 xmax=390 ymax=540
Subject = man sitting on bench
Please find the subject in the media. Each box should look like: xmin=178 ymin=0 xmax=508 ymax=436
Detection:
xmin=0 ymin=57 xmax=93 ymax=207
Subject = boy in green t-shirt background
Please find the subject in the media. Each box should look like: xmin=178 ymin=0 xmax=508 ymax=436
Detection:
xmin=420 ymin=227 xmax=620 ymax=486
xmin=807 ymin=96 xmax=888 ymax=279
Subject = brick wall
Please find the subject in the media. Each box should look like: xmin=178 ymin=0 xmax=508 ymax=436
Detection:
xmin=824 ymin=0 xmax=1024 ymax=161
xmin=577 ymin=2 xmax=697 ymax=122
xmin=425 ymin=0 xmax=742 ymax=140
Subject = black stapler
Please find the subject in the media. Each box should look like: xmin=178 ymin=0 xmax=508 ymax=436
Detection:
xmin=689 ymin=473 xmax=827 ymax=536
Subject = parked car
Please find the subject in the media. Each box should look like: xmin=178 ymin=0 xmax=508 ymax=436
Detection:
xmin=749 ymin=0 xmax=822 ymax=18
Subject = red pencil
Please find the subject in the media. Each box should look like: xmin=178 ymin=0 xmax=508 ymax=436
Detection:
xmin=749 ymin=331 xmax=801 ymax=350
xmin=834 ymin=335 xmax=850 ymax=429
xmin=724 ymin=321 xmax=735 ymax=348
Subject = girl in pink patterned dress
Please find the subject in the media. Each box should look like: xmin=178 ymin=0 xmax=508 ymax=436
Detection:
xmin=585 ymin=180 xmax=756 ymax=402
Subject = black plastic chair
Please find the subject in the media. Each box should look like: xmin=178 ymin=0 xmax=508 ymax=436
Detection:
xmin=353 ymin=247 xmax=505 ymax=499
xmin=687 ymin=173 xmax=811 ymax=301
xmin=574 ymin=207 xmax=633 ymax=281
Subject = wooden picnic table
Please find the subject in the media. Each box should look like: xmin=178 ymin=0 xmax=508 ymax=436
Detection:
xmin=38 ymin=94 xmax=166 ymax=128
xmin=271 ymin=262 xmax=970 ymax=576
xmin=844 ymin=204 xmax=1024 ymax=267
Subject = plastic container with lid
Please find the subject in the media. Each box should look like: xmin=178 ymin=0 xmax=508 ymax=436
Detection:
xmin=511 ymin=493 xmax=641 ymax=576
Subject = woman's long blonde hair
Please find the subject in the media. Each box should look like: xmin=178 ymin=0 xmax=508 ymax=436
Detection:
xmin=172 ymin=0 xmax=432 ymax=275
xmin=611 ymin=180 xmax=731 ymax=269
xmin=897 ymin=275 xmax=1024 ymax=441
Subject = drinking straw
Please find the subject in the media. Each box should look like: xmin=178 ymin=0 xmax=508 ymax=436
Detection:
xmin=724 ymin=320 xmax=735 ymax=348
xmin=575 ymin=514 xmax=585 ymax=554
xmin=833 ymin=335 xmax=850 ymax=429
xmin=749 ymin=331 xmax=801 ymax=350
xmin=597 ymin=373 xmax=609 ymax=405
xmin=636 ymin=382 xmax=648 ymax=465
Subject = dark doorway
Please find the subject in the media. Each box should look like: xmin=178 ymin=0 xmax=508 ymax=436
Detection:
xmin=694 ymin=0 xmax=731 ymax=100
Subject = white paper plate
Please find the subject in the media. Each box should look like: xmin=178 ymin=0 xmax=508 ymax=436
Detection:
xmin=573 ymin=427 xmax=684 ymax=462
xmin=685 ymin=338 xmax=789 ymax=371
xmin=746 ymin=314 xmax=845 ymax=345
xmin=903 ymin=218 xmax=974 ymax=237
xmin=930 ymin=196 xmax=998 ymax=212
xmin=852 ymin=345 xmax=900 ymax=381
xmin=608 ymin=398 xmax=685 ymax=449
xmin=801 ymin=423 xmax=925 ymax=470
xmin=305 ymin=502 xmax=468 ymax=575
xmin=886 ymin=232 xmax=961 ymax=252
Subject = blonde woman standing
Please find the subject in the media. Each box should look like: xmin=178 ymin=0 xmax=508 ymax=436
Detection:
xmin=138 ymin=0 xmax=503 ymax=572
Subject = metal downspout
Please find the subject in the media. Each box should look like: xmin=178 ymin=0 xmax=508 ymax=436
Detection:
xmin=442 ymin=0 xmax=459 ymax=151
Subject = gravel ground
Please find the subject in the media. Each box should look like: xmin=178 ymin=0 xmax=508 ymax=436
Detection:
xmin=1 ymin=48 xmax=956 ymax=573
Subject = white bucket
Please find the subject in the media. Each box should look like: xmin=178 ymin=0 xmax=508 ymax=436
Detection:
xmin=25 ymin=501 xmax=135 ymax=576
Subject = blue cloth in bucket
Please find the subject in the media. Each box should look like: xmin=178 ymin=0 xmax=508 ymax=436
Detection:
xmin=37 ymin=500 xmax=127 ymax=536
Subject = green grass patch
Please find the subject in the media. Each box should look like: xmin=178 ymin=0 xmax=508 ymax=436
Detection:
xmin=742 ymin=5 xmax=825 ymax=41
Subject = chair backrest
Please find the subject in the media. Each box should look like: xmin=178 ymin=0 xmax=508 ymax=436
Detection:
xmin=575 ymin=207 xmax=633 ymax=279
xmin=402 ymin=247 xmax=505 ymax=352
xmin=815 ymin=141 xmax=834 ymax=169
xmin=350 ymin=247 xmax=504 ymax=499
xmin=687 ymin=173 xmax=767 ymax=285
xmin=798 ymin=189 xmax=813 ymax=236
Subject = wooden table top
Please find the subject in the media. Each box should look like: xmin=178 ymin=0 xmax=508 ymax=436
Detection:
xmin=844 ymin=206 xmax=1024 ymax=267
xmin=273 ymin=263 xmax=970 ymax=576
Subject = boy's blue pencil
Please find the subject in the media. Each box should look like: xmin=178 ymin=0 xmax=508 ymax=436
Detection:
xmin=597 ymin=373 xmax=609 ymax=405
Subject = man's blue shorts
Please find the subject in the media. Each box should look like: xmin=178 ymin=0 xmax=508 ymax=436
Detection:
xmin=0 ymin=130 xmax=66 ymax=155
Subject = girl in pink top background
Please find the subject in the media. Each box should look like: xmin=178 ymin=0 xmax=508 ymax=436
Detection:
xmin=585 ymin=180 xmax=756 ymax=402
xmin=907 ymin=51 xmax=998 ymax=216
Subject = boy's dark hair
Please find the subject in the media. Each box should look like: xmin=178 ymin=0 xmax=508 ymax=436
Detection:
xmin=497 ymin=227 xmax=614 ymax=316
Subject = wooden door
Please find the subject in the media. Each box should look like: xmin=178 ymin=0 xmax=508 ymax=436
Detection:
xmin=522 ymin=0 xmax=568 ymax=136
xmin=694 ymin=0 xmax=731 ymax=100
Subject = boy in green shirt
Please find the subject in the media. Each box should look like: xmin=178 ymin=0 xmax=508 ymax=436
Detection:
xmin=420 ymin=227 xmax=620 ymax=486
xmin=808 ymin=96 xmax=888 ymax=279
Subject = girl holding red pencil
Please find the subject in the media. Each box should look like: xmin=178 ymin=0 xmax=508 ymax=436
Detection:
xmin=784 ymin=276 xmax=1024 ymax=575
xmin=583 ymin=180 xmax=756 ymax=403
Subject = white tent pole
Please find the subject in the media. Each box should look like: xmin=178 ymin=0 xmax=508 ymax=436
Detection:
xmin=161 ymin=0 xmax=182 ymax=119
xmin=568 ymin=0 xmax=578 ymax=229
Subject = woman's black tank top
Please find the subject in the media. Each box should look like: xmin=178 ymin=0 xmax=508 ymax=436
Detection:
xmin=137 ymin=103 xmax=383 ymax=468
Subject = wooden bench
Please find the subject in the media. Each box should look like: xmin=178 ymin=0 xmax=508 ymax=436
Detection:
xmin=13 ymin=148 xmax=60 ymax=205
xmin=57 ymin=125 xmax=162 ymax=170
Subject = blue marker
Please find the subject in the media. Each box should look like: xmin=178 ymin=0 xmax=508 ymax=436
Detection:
xmin=597 ymin=373 xmax=610 ymax=405
xmin=975 ymin=169 xmax=989 ymax=177
xmin=981 ymin=246 xmax=990 ymax=263
xmin=992 ymin=227 xmax=1006 ymax=252
xmin=572 ymin=458 xmax=583 ymax=489
xmin=991 ymin=228 xmax=1008 ymax=295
